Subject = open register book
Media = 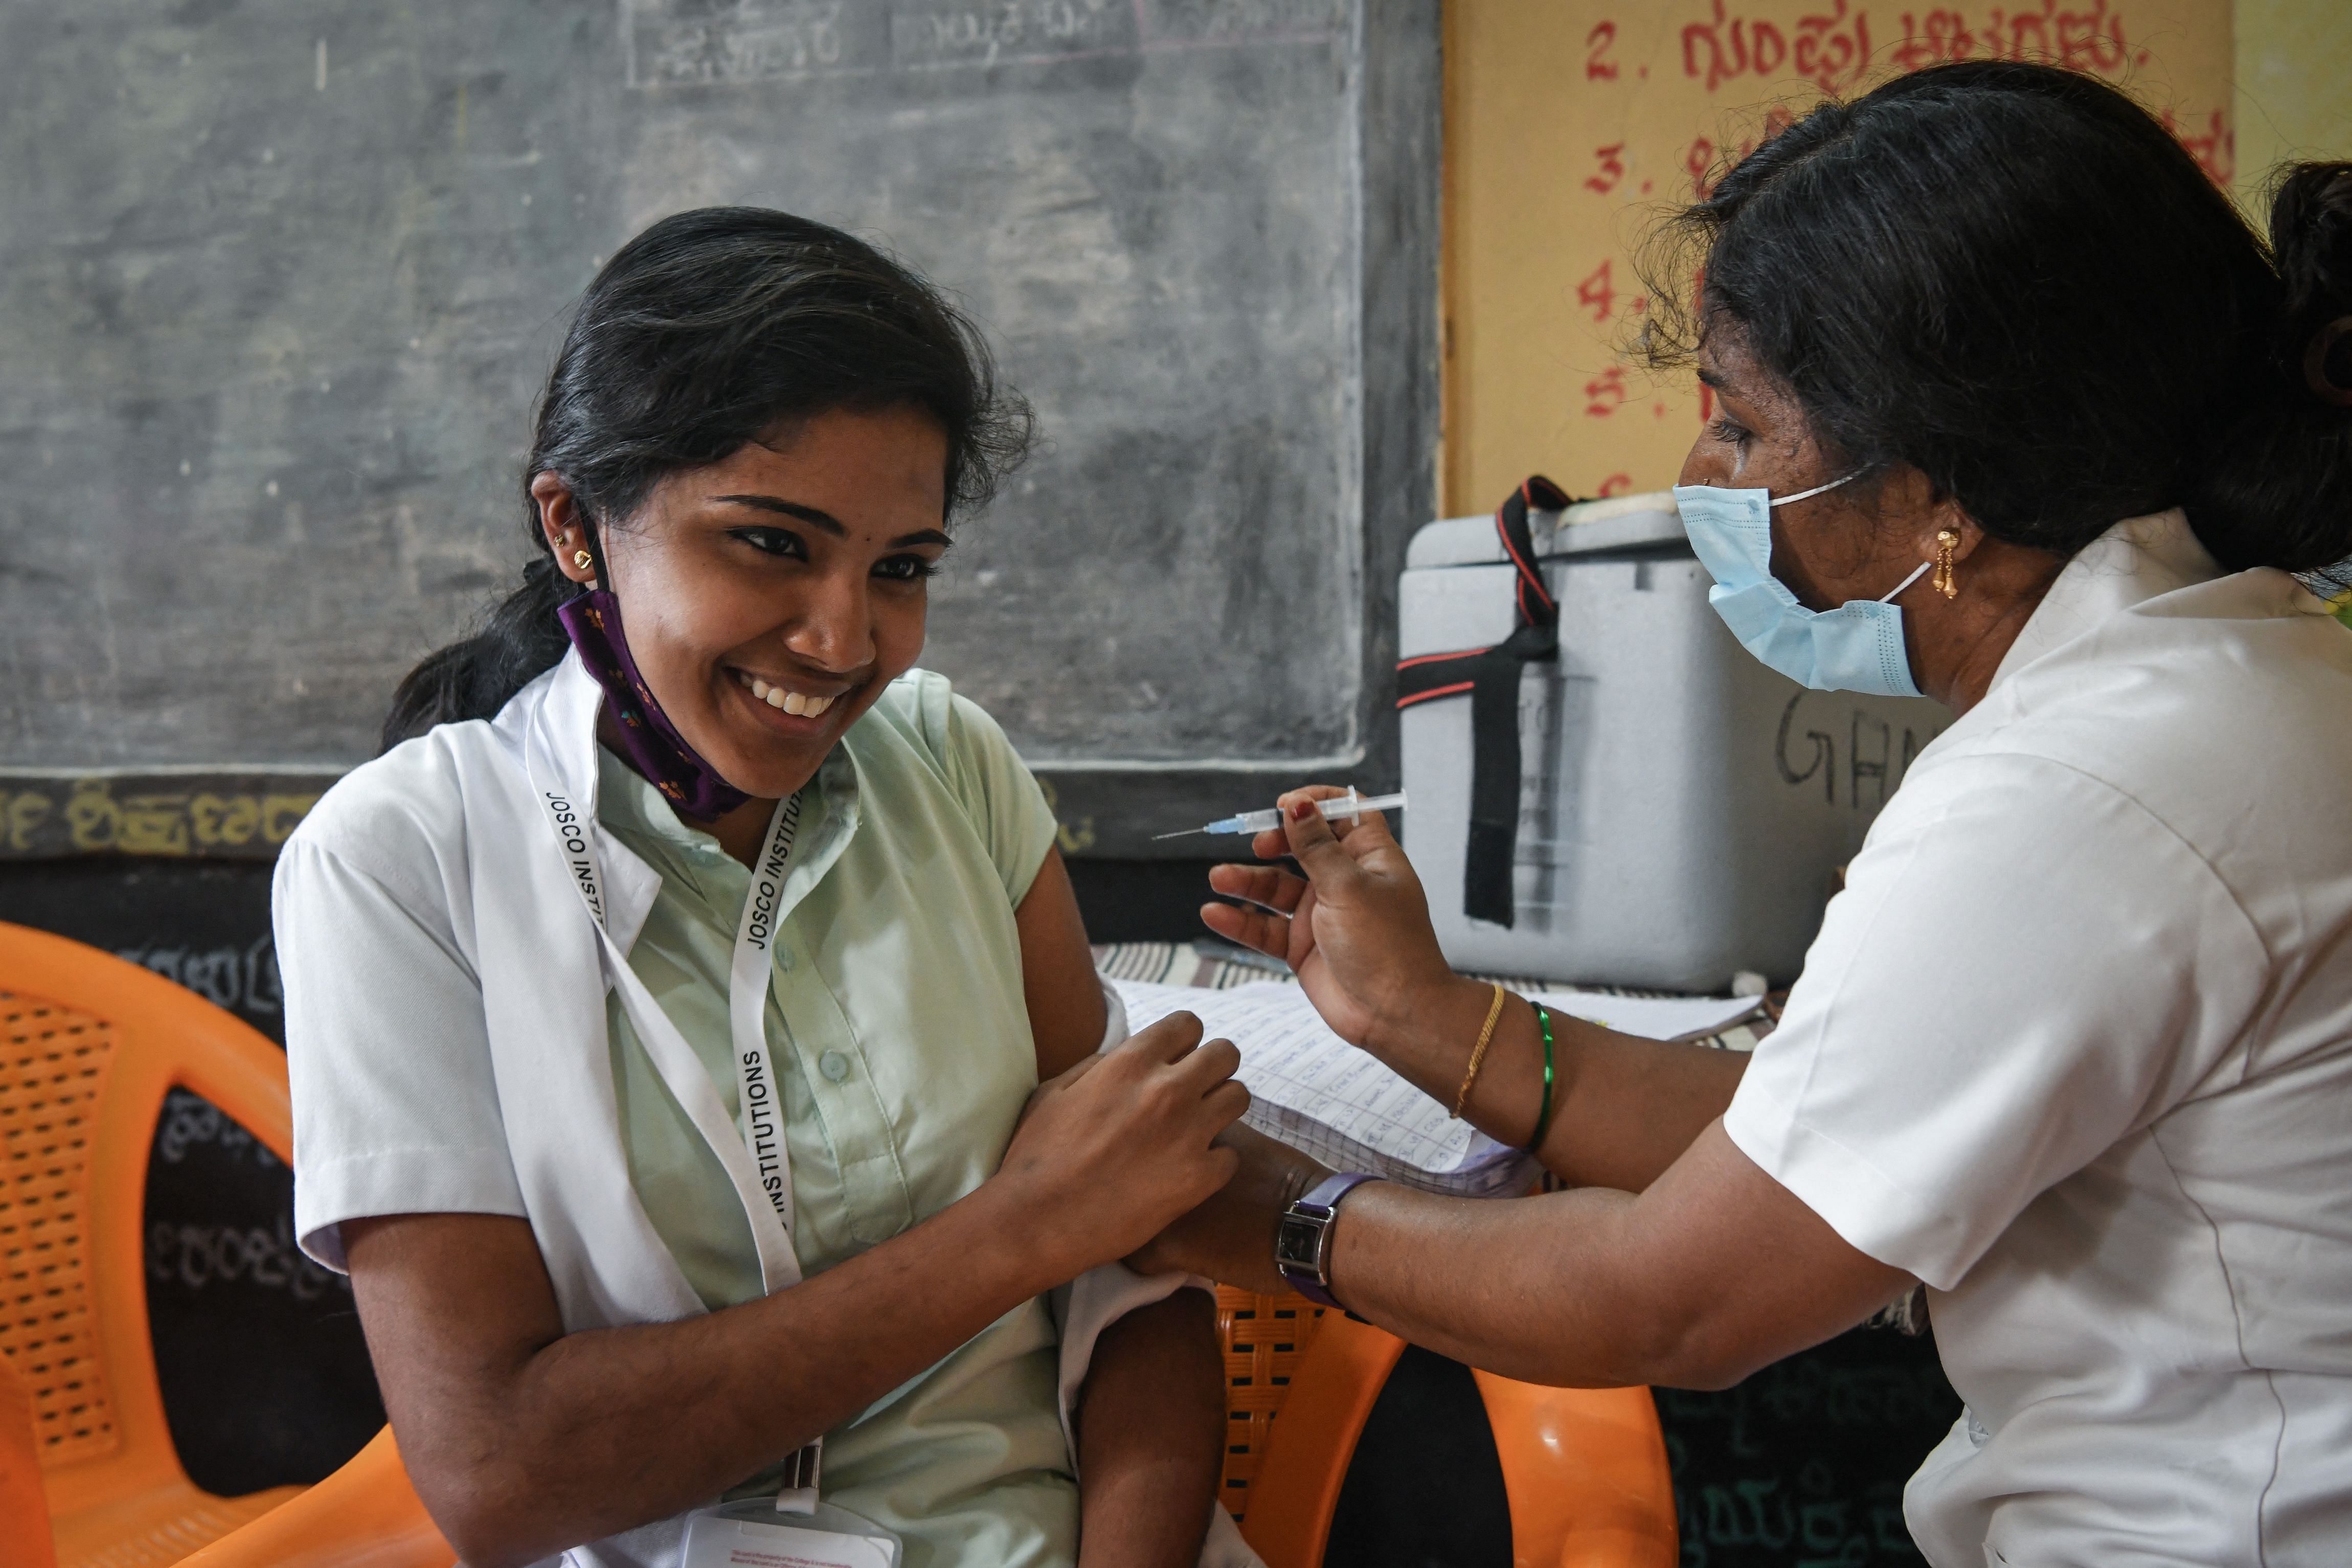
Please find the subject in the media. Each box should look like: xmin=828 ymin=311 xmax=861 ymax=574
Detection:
xmin=1110 ymin=979 xmax=1760 ymax=1199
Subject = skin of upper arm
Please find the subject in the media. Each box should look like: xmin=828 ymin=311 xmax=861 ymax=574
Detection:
xmin=1018 ymin=847 xmax=1108 ymax=1079
xmin=342 ymin=1213 xmax=569 ymax=1548
xmin=1617 ymin=1123 xmax=1915 ymax=1387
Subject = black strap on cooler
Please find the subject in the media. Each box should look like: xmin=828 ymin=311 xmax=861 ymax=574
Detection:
xmin=1394 ymin=475 xmax=1573 ymax=928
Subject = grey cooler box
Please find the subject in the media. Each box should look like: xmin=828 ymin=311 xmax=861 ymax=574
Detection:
xmin=1397 ymin=491 xmax=1946 ymax=990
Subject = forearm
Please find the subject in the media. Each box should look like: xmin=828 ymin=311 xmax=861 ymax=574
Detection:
xmin=1074 ymin=1289 xmax=1223 ymax=1568
xmin=1370 ymin=979 xmax=1748 ymax=1191
xmin=1320 ymin=1124 xmax=1901 ymax=1392
xmin=377 ymin=1184 xmax=1068 ymax=1566
xmin=1318 ymin=1182 xmax=1700 ymax=1389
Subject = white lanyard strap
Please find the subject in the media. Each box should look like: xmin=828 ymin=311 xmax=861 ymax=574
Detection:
xmin=527 ymin=727 xmax=823 ymax=1509
xmin=526 ymin=756 xmax=804 ymax=1296
xmin=730 ymin=797 xmax=801 ymax=1229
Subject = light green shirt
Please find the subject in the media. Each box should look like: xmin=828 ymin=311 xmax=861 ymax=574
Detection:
xmin=595 ymin=671 xmax=1073 ymax=1568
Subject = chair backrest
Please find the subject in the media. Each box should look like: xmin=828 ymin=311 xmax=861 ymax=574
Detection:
xmin=1214 ymin=1285 xmax=1678 ymax=1568
xmin=0 ymin=922 xmax=294 ymax=1520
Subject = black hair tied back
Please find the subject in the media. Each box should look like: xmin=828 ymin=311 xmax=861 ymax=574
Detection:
xmin=1642 ymin=62 xmax=2352 ymax=594
xmin=381 ymin=208 xmax=1032 ymax=749
xmin=2195 ymin=164 xmax=2352 ymax=593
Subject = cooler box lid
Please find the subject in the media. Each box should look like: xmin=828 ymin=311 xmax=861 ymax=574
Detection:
xmin=1404 ymin=489 xmax=1685 ymax=569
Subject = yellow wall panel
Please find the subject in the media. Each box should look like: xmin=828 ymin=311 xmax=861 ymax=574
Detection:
xmin=2234 ymin=0 xmax=2352 ymax=215
xmin=1442 ymin=0 xmax=2235 ymax=514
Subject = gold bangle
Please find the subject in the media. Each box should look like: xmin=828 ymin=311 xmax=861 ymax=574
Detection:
xmin=1452 ymin=982 xmax=1510 ymax=1119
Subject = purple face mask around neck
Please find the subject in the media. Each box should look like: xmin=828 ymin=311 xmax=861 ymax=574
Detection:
xmin=557 ymin=587 xmax=752 ymax=823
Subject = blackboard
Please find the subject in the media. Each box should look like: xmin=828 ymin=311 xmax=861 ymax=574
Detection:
xmin=1659 ymin=1324 xmax=1960 ymax=1567
xmin=0 ymin=0 xmax=1439 ymax=857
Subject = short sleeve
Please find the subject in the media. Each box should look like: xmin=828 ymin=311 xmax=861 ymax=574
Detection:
xmin=274 ymin=836 xmax=527 ymax=1271
xmin=1723 ymin=752 xmax=2269 ymax=1290
xmin=935 ymin=690 xmax=1062 ymax=907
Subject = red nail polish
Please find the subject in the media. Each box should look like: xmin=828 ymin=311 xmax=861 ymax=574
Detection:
xmin=1290 ymin=799 xmax=1315 ymax=823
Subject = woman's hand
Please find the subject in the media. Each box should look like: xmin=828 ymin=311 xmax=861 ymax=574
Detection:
xmin=999 ymin=1012 xmax=1251 ymax=1276
xmin=1128 ymin=1123 xmax=1331 ymax=1293
xmin=1201 ymin=787 xmax=1473 ymax=1056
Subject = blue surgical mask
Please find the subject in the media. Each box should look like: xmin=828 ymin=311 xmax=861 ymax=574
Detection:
xmin=1672 ymin=472 xmax=1930 ymax=698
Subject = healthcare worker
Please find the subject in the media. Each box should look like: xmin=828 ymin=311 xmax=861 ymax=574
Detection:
xmin=275 ymin=210 xmax=1256 ymax=1568
xmin=1141 ymin=63 xmax=2352 ymax=1565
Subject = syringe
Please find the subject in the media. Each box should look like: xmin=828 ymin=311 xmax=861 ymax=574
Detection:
xmin=1151 ymin=787 xmax=1408 ymax=840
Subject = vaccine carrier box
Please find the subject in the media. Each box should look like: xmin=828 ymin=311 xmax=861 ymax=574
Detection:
xmin=1397 ymin=491 xmax=1944 ymax=990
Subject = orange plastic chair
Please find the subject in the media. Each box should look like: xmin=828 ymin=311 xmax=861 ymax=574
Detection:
xmin=2 ymin=1344 xmax=58 ymax=1568
xmin=1 ymin=922 xmax=311 ymax=1566
xmin=1215 ymin=1285 xmax=1677 ymax=1568
xmin=175 ymin=1427 xmax=449 ymax=1568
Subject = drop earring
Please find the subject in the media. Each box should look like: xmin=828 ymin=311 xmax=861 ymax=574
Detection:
xmin=1932 ymin=529 xmax=1960 ymax=599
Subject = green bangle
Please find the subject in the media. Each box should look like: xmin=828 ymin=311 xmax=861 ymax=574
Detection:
xmin=1525 ymin=1003 xmax=1557 ymax=1153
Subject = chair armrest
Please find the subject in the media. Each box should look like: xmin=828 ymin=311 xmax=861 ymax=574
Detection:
xmin=177 ymin=1426 xmax=454 ymax=1568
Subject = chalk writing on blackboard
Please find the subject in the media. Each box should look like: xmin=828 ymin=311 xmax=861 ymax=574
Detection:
xmin=120 ymin=937 xmax=282 ymax=1016
xmin=145 ymin=1088 xmax=352 ymax=1303
xmin=1658 ymin=1333 xmax=1959 ymax=1566
xmin=156 ymin=1086 xmax=281 ymax=1168
xmin=0 ymin=772 xmax=335 ymax=860
xmin=147 ymin=1214 xmax=350 ymax=1302
xmin=621 ymin=0 xmax=1348 ymax=88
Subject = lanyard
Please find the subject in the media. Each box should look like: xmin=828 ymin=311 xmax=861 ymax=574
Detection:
xmin=525 ymin=738 xmax=807 ymax=1298
xmin=729 ymin=794 xmax=802 ymax=1231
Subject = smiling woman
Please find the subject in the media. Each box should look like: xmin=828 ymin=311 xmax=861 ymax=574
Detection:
xmin=275 ymin=210 xmax=1258 ymax=1568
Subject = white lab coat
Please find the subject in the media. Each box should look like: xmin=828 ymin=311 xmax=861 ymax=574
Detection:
xmin=1726 ymin=512 xmax=2352 ymax=1565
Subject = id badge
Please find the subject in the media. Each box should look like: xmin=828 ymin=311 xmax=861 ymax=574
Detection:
xmin=680 ymin=1498 xmax=903 ymax=1568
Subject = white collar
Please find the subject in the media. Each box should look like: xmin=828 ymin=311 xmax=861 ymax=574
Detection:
xmin=1987 ymin=509 xmax=2221 ymax=693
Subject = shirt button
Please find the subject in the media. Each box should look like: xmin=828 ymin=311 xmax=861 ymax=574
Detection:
xmin=818 ymin=1050 xmax=851 ymax=1083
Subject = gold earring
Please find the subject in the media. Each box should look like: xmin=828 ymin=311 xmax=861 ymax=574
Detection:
xmin=573 ymin=549 xmax=594 ymax=571
xmin=1932 ymin=529 xmax=1960 ymax=599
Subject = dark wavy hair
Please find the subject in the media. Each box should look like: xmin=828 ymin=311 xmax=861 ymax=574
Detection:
xmin=381 ymin=208 xmax=1033 ymax=747
xmin=1642 ymin=61 xmax=2352 ymax=586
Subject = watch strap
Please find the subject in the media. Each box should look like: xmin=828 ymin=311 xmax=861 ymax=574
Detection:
xmin=1277 ymin=1172 xmax=1382 ymax=1307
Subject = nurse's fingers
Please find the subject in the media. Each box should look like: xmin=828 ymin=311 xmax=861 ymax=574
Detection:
xmin=1277 ymin=793 xmax=1358 ymax=885
xmin=1208 ymin=861 xmax=1306 ymax=915
xmin=1200 ymin=898 xmax=1291 ymax=960
xmin=1247 ymin=784 xmax=1358 ymax=861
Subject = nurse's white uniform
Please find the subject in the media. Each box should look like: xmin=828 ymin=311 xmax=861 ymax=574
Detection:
xmin=1726 ymin=511 xmax=2352 ymax=1565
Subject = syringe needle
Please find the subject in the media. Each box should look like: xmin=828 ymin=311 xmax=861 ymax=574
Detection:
xmin=1149 ymin=828 xmax=1208 ymax=840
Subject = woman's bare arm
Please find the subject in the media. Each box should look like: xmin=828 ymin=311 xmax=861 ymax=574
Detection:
xmin=346 ymin=1015 xmax=1244 ymax=1568
xmin=1015 ymin=843 xmax=1224 ymax=1566
xmin=1021 ymin=846 xmax=1110 ymax=1077
xmin=1072 ymin=1291 xmax=1223 ymax=1568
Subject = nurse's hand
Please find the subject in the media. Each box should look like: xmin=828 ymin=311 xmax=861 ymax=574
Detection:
xmin=1127 ymin=1122 xmax=1330 ymax=1293
xmin=1202 ymin=787 xmax=1458 ymax=1057
xmin=1000 ymin=1010 xmax=1251 ymax=1274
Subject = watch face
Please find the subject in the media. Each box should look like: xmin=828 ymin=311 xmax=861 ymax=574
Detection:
xmin=1275 ymin=1213 xmax=1325 ymax=1272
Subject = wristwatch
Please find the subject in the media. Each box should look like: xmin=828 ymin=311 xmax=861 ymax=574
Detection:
xmin=1275 ymin=1172 xmax=1382 ymax=1307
